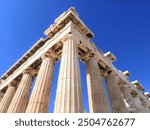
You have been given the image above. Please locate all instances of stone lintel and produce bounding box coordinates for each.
[1,38,45,80]
[80,51,92,61]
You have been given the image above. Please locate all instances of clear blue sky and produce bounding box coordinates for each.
[0,0,150,112]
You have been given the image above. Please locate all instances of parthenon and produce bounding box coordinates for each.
[0,7,150,113]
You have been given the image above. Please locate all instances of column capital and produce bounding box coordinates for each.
[80,51,95,62]
[41,52,56,61]
[8,80,17,87]
[101,69,116,78]
[120,84,130,89]
[66,33,75,40]
[22,67,35,76]
[60,33,79,44]
[131,90,138,97]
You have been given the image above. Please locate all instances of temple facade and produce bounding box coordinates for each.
[0,7,149,113]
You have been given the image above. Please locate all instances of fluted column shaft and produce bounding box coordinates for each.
[0,83,16,113]
[0,92,4,103]
[54,35,84,113]
[120,86,136,111]
[141,99,150,113]
[132,95,145,112]
[7,69,33,113]
[105,73,128,113]
[26,54,55,113]
[85,57,110,113]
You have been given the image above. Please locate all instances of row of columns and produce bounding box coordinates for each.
[0,53,55,113]
[0,35,149,113]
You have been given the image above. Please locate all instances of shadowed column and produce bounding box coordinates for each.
[26,53,55,113]
[120,86,137,112]
[54,35,84,113]
[140,98,150,113]
[0,82,16,113]
[85,57,110,113]
[0,92,4,103]
[105,72,128,113]
[132,95,146,113]
[7,68,33,113]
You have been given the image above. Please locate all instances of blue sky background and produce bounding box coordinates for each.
[0,0,150,112]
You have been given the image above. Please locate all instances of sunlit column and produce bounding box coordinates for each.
[132,94,149,113]
[54,34,84,113]
[141,99,150,113]
[26,53,55,113]
[120,85,137,111]
[0,82,16,113]
[85,57,110,112]
[7,68,33,113]
[105,72,128,113]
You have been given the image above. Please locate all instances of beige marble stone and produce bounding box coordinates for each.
[0,82,16,113]
[132,95,145,113]
[85,57,110,113]
[7,68,33,113]
[54,35,84,113]
[120,86,137,111]
[143,102,150,113]
[26,53,55,113]
[105,73,128,113]
[0,92,4,103]
[141,99,150,113]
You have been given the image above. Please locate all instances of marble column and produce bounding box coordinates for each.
[132,95,145,112]
[139,98,150,113]
[0,82,16,113]
[85,57,110,113]
[7,68,33,113]
[105,72,128,113]
[26,53,55,113]
[54,35,84,113]
[120,86,136,111]
[0,92,4,103]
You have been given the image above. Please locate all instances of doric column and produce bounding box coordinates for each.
[105,72,128,113]
[26,53,55,113]
[132,95,145,112]
[0,92,4,103]
[54,34,84,113]
[120,86,137,112]
[141,99,150,113]
[7,68,33,113]
[0,82,16,113]
[85,57,110,113]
